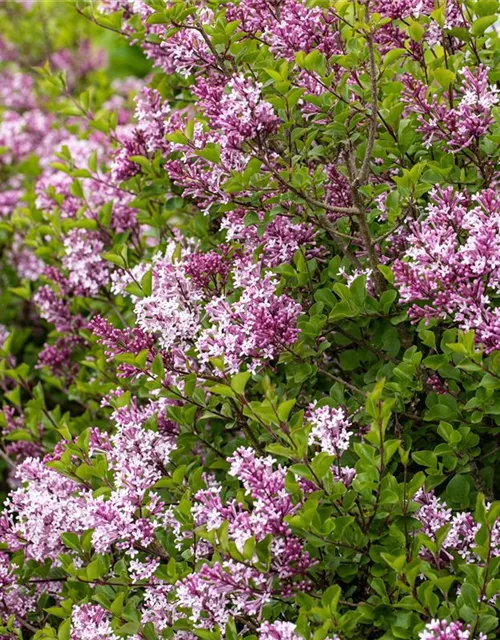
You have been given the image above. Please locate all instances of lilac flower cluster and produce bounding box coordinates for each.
[373,0,465,50]
[36,135,138,233]
[418,619,486,640]
[89,315,157,378]
[402,66,498,152]
[414,489,495,564]
[171,447,314,631]
[111,87,170,182]
[62,229,110,297]
[126,242,301,374]
[71,604,119,640]
[394,187,500,352]
[0,553,35,621]
[0,397,177,565]
[201,74,280,149]
[1,458,88,561]
[306,403,352,456]
[221,209,318,268]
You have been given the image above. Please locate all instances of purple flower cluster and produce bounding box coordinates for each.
[418,619,486,640]
[89,315,157,378]
[0,552,35,621]
[306,403,352,456]
[394,187,500,352]
[170,447,314,631]
[265,1,340,60]
[0,398,177,563]
[373,0,465,49]
[1,458,88,561]
[36,135,137,232]
[112,87,170,182]
[128,243,301,374]
[221,209,318,268]
[200,74,280,149]
[198,258,301,373]
[62,229,110,297]
[413,489,496,564]
[71,604,118,640]
[402,66,498,152]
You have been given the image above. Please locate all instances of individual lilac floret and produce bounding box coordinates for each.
[306,403,352,456]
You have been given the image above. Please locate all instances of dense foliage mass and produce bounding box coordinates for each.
[3,0,500,638]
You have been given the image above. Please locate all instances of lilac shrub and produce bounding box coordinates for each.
[2,1,500,640]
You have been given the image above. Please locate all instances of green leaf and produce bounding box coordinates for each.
[230,372,251,395]
[434,68,456,89]
[277,398,296,422]
[110,592,126,616]
[446,474,470,505]
[412,450,437,468]
[195,143,221,165]
[409,20,425,42]
[210,384,235,398]
[58,619,70,640]
[471,15,497,35]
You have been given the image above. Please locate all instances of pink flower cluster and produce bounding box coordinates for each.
[226,0,340,60]
[171,447,314,631]
[128,243,301,374]
[197,258,301,373]
[395,187,500,353]
[306,403,352,456]
[373,0,465,49]
[1,458,89,561]
[418,619,486,640]
[36,134,138,233]
[221,209,318,268]
[62,229,110,296]
[0,552,35,621]
[402,66,498,152]
[200,74,280,149]
[112,87,170,182]
[413,489,500,565]
[89,315,157,378]
[71,604,118,640]
[0,399,177,563]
